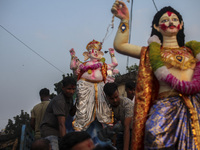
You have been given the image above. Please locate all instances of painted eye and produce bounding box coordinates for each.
[172,18,179,22]
[161,19,168,23]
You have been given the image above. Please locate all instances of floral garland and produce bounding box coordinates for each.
[149,41,200,95]
[79,58,105,74]
[79,62,102,72]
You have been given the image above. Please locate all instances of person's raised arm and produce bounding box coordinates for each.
[111,1,142,59]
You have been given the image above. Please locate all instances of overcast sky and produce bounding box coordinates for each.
[0,0,200,130]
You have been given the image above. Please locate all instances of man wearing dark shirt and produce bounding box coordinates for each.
[40,77,76,150]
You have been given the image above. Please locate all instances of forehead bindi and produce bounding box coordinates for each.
[166,11,173,16]
[161,12,178,18]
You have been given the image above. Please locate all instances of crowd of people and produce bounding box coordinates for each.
[30,1,200,150]
[30,77,136,150]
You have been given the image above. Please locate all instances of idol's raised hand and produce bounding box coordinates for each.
[109,48,115,56]
[69,48,76,57]
[111,0,129,20]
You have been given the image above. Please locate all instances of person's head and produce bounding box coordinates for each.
[103,82,120,107]
[59,131,95,150]
[93,144,116,150]
[62,77,76,98]
[151,6,185,47]
[125,80,136,100]
[31,138,51,150]
[39,88,50,101]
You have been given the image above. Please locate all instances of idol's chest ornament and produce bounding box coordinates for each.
[161,47,197,70]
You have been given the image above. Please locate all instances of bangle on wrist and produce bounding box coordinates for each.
[121,19,129,23]
[110,53,115,57]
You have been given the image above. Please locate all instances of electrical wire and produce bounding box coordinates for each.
[0,24,65,74]
[126,0,134,70]
[101,23,114,46]
[152,0,158,12]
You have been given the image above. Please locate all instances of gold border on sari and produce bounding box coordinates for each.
[182,95,200,149]
[131,47,158,150]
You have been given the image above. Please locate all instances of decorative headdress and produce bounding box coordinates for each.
[86,39,102,51]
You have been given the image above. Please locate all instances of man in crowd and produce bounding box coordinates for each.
[59,131,95,150]
[125,80,136,104]
[40,77,76,150]
[103,82,134,150]
[31,88,50,140]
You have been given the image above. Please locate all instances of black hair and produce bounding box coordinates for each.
[39,88,50,97]
[125,80,136,90]
[31,138,50,150]
[62,77,76,87]
[151,6,185,47]
[103,82,118,97]
[94,144,116,150]
[59,131,91,150]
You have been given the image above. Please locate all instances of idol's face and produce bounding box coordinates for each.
[88,49,99,59]
[154,11,183,36]
[88,49,103,60]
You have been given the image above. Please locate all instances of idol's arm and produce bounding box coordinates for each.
[112,1,142,59]
[108,48,118,69]
[69,48,81,75]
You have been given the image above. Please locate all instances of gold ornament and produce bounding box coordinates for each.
[88,69,92,74]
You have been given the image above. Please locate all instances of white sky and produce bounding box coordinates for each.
[0,0,200,130]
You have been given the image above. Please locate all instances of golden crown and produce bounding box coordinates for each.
[86,40,102,51]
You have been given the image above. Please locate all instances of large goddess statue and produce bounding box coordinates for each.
[111,1,200,150]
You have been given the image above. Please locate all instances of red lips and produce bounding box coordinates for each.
[168,25,176,29]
